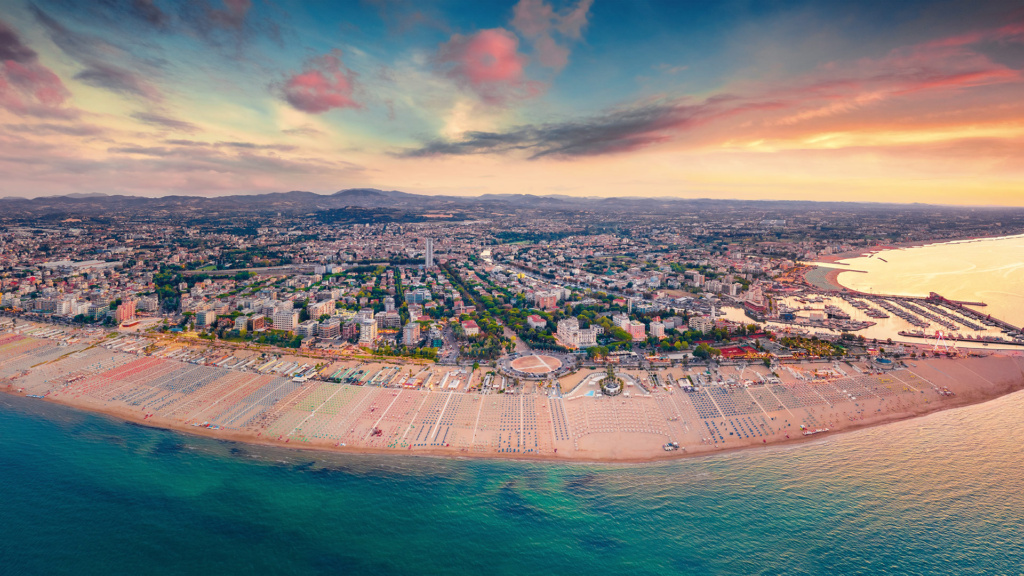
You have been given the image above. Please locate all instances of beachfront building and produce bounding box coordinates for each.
[296,320,318,338]
[689,316,714,333]
[341,321,358,340]
[307,298,335,320]
[358,316,378,344]
[319,318,341,339]
[626,320,646,341]
[557,317,604,349]
[650,320,666,339]
[403,322,421,346]
[375,310,401,329]
[195,309,216,327]
[273,310,299,332]
[115,299,136,323]
[249,314,267,330]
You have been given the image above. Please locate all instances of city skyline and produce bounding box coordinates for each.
[1,0,1024,205]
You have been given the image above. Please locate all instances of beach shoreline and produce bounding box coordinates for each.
[6,353,1023,464]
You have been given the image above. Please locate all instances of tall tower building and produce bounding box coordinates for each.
[425,238,434,268]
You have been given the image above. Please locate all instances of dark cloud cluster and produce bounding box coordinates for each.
[3,122,106,136]
[31,5,162,101]
[163,139,297,151]
[399,98,741,159]
[281,125,324,136]
[102,139,362,176]
[74,63,159,100]
[130,112,200,133]
[364,0,451,35]
[32,0,280,49]
[130,0,170,28]
[0,18,37,62]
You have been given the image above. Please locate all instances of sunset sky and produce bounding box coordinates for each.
[1,0,1023,204]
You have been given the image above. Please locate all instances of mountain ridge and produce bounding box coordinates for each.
[0,188,1016,221]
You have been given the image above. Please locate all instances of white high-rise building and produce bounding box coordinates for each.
[273,310,299,332]
[650,321,665,339]
[403,322,421,346]
[425,238,434,268]
[358,316,378,344]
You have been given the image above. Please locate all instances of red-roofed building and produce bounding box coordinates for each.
[527,314,546,330]
[461,320,480,336]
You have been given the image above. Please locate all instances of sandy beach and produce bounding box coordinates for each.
[4,329,1023,464]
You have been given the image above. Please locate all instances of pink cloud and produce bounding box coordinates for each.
[533,34,569,70]
[511,0,555,38]
[0,19,72,117]
[924,19,1024,49]
[281,50,360,114]
[737,23,1024,133]
[438,28,537,104]
[555,0,593,39]
[511,0,592,72]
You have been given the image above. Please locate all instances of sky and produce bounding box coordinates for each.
[1,0,1024,205]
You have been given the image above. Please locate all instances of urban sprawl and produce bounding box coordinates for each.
[2,197,1024,460]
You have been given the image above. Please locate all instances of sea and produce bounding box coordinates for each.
[2,390,1023,575]
[831,234,1024,327]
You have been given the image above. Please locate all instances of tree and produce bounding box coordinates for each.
[693,342,721,359]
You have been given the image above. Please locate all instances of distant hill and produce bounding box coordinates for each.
[0,188,1013,222]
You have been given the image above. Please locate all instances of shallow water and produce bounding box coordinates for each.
[832,234,1024,326]
[2,391,1023,575]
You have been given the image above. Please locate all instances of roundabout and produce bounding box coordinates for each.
[499,352,575,380]
[509,354,563,374]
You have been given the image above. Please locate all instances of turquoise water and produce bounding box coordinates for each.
[2,393,1023,575]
